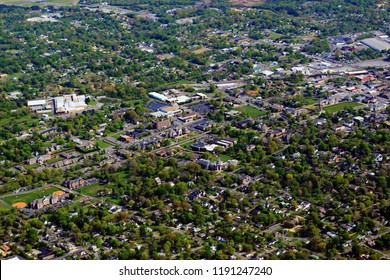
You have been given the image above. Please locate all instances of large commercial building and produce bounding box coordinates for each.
[28,94,87,114]
[153,118,171,130]
[361,38,390,52]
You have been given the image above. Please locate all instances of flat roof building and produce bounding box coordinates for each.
[28,99,47,107]
[361,38,390,52]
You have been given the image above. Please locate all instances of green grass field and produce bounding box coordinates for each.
[210,154,232,162]
[77,183,105,197]
[2,186,61,206]
[0,114,34,126]
[0,204,11,211]
[234,105,266,118]
[180,140,195,149]
[324,102,362,113]
[46,157,63,164]
[292,95,317,106]
[268,32,282,40]
[96,140,112,149]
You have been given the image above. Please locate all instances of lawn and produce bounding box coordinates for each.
[292,95,317,106]
[177,133,197,143]
[46,157,63,164]
[180,140,195,149]
[0,204,11,211]
[2,186,61,206]
[96,140,112,149]
[77,183,105,197]
[324,102,362,113]
[234,105,266,118]
[86,98,97,106]
[210,154,232,162]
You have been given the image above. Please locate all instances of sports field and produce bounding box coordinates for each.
[2,186,61,207]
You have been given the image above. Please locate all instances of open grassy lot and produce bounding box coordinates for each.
[234,105,266,118]
[192,48,210,54]
[210,154,232,162]
[324,102,362,113]
[180,140,195,149]
[77,183,105,197]
[292,95,317,106]
[0,114,36,128]
[96,140,112,149]
[0,204,11,211]
[2,186,61,206]
[46,157,63,164]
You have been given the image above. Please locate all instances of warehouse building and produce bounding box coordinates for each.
[360,38,390,52]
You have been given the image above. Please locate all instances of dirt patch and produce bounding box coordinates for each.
[230,0,265,7]
[53,190,65,196]
[245,90,259,96]
[12,202,27,208]
[44,187,51,190]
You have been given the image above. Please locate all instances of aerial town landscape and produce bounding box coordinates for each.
[0,0,389,261]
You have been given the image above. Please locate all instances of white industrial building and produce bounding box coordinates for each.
[27,99,52,113]
[148,92,168,101]
[28,94,87,115]
[53,94,87,114]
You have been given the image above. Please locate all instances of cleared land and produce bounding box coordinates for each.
[230,0,265,6]
[2,186,60,206]
[12,202,27,208]
[234,105,266,118]
[192,48,210,54]
[52,190,65,196]
[324,102,362,113]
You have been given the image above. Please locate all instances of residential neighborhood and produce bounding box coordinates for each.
[0,0,389,263]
